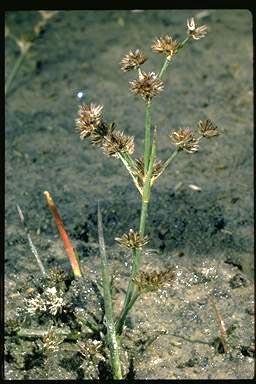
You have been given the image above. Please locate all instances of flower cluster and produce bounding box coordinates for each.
[170,119,219,153]
[42,328,65,352]
[134,156,164,188]
[133,268,175,293]
[151,35,180,61]
[187,17,208,40]
[103,130,135,157]
[198,119,219,138]
[76,103,104,140]
[76,103,134,157]
[115,229,149,249]
[130,71,164,101]
[120,49,147,72]
[170,128,199,153]
[25,286,66,316]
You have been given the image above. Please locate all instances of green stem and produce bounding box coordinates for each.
[5,51,27,97]
[117,152,141,193]
[115,130,157,335]
[144,99,152,174]
[97,203,122,380]
[159,58,170,79]
[115,249,140,335]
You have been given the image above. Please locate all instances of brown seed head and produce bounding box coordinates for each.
[133,268,175,293]
[187,17,208,40]
[115,229,149,249]
[135,156,164,187]
[77,339,104,360]
[102,130,134,157]
[170,128,199,153]
[90,122,116,146]
[198,119,219,138]
[46,267,66,285]
[130,71,164,101]
[76,103,103,140]
[42,329,65,352]
[151,35,180,60]
[121,49,147,72]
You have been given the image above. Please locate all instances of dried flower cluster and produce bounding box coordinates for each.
[26,287,66,316]
[103,130,135,157]
[151,35,180,61]
[170,119,219,153]
[134,156,164,187]
[76,103,104,140]
[198,119,219,138]
[76,104,134,157]
[130,71,164,101]
[187,17,208,40]
[42,329,65,352]
[120,49,147,72]
[77,339,104,360]
[133,268,175,292]
[46,267,66,284]
[115,229,149,249]
[170,127,199,153]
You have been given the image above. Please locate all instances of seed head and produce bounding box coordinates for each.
[135,156,164,187]
[91,122,116,146]
[102,130,134,157]
[151,35,180,61]
[130,71,164,101]
[77,339,104,360]
[115,229,149,249]
[170,128,199,153]
[187,17,208,40]
[133,268,175,293]
[42,329,65,352]
[121,49,147,72]
[46,267,66,285]
[76,103,103,140]
[198,119,219,138]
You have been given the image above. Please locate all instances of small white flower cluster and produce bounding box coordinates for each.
[26,287,65,316]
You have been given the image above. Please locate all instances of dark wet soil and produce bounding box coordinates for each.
[5,10,254,379]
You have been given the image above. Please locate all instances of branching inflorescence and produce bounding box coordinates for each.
[75,17,219,379]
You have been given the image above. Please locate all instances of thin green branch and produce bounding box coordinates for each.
[144,99,152,173]
[97,203,122,380]
[117,152,142,194]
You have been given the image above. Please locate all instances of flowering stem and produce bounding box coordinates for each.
[144,99,152,173]
[159,58,170,79]
[115,248,139,335]
[97,203,122,379]
[115,130,157,335]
